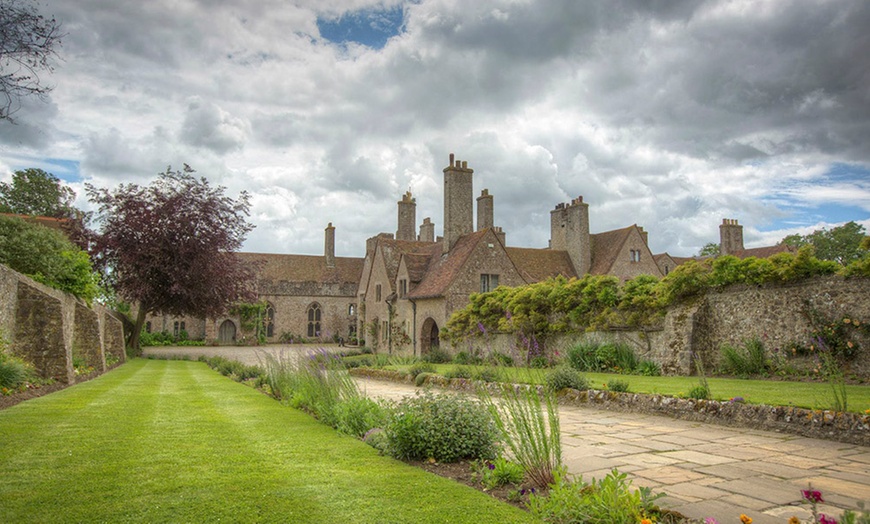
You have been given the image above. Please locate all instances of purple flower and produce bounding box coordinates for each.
[704,518,719,524]
[477,322,487,335]
[488,463,495,470]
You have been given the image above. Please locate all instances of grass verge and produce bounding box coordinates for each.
[0,359,537,524]
[392,364,870,413]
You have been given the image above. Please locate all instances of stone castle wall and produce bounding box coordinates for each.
[0,264,126,384]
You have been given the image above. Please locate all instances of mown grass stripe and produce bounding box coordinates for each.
[0,359,536,523]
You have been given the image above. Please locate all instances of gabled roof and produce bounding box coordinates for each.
[374,238,439,291]
[408,229,494,299]
[589,225,637,275]
[403,248,440,283]
[237,252,363,286]
[505,247,576,282]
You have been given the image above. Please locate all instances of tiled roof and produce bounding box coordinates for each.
[589,225,635,275]
[403,248,440,283]
[1,213,69,232]
[505,247,577,282]
[729,244,795,259]
[237,252,364,286]
[375,238,440,291]
[408,230,491,299]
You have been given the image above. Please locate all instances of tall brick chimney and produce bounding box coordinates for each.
[396,190,416,241]
[443,153,474,254]
[719,218,744,255]
[419,217,435,242]
[549,196,591,276]
[325,222,335,268]
[477,188,493,231]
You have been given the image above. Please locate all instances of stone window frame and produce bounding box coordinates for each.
[398,279,408,298]
[375,283,382,302]
[480,273,499,293]
[307,302,322,338]
[264,302,275,338]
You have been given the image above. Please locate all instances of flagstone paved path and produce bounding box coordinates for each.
[356,378,870,524]
[144,347,869,523]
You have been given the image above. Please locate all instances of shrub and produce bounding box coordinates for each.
[686,384,710,400]
[362,427,388,454]
[567,341,600,371]
[596,342,638,373]
[385,391,498,463]
[473,367,503,383]
[407,362,435,379]
[545,367,589,393]
[719,338,768,376]
[453,351,483,365]
[529,355,549,369]
[607,379,630,392]
[0,358,28,389]
[488,352,514,367]
[334,397,388,438]
[414,372,433,387]
[473,457,525,489]
[423,346,452,364]
[443,366,471,380]
[527,469,664,524]
[635,360,661,376]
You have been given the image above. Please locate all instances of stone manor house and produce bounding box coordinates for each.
[146,154,787,354]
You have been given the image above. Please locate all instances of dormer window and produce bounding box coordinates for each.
[630,249,641,263]
[398,279,408,298]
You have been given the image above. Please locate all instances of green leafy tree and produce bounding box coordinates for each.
[697,242,720,258]
[0,168,76,217]
[0,215,99,302]
[781,222,866,266]
[86,165,257,350]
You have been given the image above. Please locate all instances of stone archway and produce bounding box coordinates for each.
[420,317,439,355]
[218,319,237,344]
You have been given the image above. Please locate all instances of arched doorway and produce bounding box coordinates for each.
[218,319,236,344]
[420,317,439,355]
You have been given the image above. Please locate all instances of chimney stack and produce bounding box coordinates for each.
[719,218,744,255]
[443,153,474,254]
[396,190,416,241]
[325,222,335,268]
[419,217,435,242]
[477,188,493,231]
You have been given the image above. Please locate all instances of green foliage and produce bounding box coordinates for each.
[200,355,264,383]
[422,346,452,364]
[636,360,661,376]
[472,457,525,489]
[0,168,76,217]
[333,396,388,438]
[0,215,100,302]
[697,242,721,258]
[527,469,664,524]
[478,380,562,489]
[0,357,28,390]
[443,366,472,380]
[408,362,435,379]
[805,308,867,361]
[782,221,867,265]
[566,340,639,374]
[607,379,630,392]
[473,367,503,383]
[718,338,769,376]
[385,391,498,463]
[686,384,711,400]
[545,366,589,392]
[453,351,483,365]
[488,351,514,367]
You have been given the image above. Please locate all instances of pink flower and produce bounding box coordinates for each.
[802,489,824,503]
[819,515,837,524]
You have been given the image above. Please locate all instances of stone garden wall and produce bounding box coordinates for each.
[449,275,870,377]
[0,264,126,384]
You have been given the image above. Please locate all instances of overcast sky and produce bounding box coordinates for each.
[2,0,869,258]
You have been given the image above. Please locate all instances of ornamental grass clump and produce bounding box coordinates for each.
[545,366,589,393]
[384,390,498,463]
[478,379,562,489]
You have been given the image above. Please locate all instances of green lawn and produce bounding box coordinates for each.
[0,359,537,524]
[415,365,870,413]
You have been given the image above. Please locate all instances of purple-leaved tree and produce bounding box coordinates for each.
[87,165,257,350]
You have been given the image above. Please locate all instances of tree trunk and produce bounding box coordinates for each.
[129,305,148,354]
